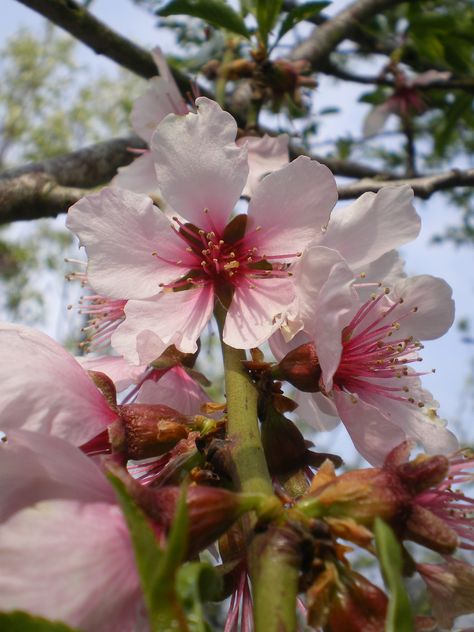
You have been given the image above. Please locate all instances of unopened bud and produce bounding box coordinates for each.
[118,403,190,460]
[274,343,321,392]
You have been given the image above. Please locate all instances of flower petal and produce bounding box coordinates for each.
[391,275,455,340]
[247,156,337,259]
[333,390,407,465]
[224,277,294,348]
[317,186,420,271]
[0,323,117,445]
[112,286,215,364]
[294,391,340,432]
[238,133,289,198]
[151,97,248,233]
[112,151,160,195]
[78,355,147,392]
[0,500,143,632]
[131,47,187,143]
[67,187,189,299]
[136,365,209,415]
[0,430,114,521]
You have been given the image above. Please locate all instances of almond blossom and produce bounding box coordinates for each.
[67,97,338,364]
[0,430,145,632]
[273,246,458,464]
[112,46,188,195]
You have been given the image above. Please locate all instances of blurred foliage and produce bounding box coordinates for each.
[0,24,144,325]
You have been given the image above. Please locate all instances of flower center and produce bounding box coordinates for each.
[153,211,300,291]
[333,289,430,406]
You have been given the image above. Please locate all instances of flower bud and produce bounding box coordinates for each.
[274,343,321,392]
[118,403,190,460]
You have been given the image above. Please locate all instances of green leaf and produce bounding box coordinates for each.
[256,0,283,45]
[158,0,250,39]
[276,1,329,42]
[108,474,164,602]
[176,562,223,632]
[0,612,79,631]
[374,518,414,632]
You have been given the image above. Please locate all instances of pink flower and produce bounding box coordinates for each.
[0,430,144,631]
[273,247,458,464]
[67,97,337,363]
[363,69,451,137]
[112,47,188,195]
[0,322,118,446]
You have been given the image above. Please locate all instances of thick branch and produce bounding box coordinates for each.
[290,0,412,68]
[338,168,474,200]
[0,173,90,224]
[0,135,146,188]
[15,0,194,95]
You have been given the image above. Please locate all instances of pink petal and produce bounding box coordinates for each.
[112,151,160,195]
[391,275,455,340]
[247,156,337,259]
[333,390,407,465]
[0,500,143,632]
[0,430,114,521]
[0,323,117,445]
[237,133,289,198]
[112,285,215,365]
[136,365,209,415]
[131,47,186,143]
[294,391,340,432]
[78,355,147,392]
[67,187,190,299]
[354,250,406,302]
[223,277,294,348]
[151,97,248,233]
[317,186,420,272]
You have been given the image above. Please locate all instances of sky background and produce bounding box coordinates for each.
[2,0,474,462]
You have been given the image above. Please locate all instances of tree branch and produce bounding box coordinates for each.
[0,135,146,188]
[290,0,413,68]
[337,168,474,200]
[15,0,194,95]
[0,173,90,224]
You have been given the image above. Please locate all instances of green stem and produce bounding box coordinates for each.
[251,526,301,632]
[214,303,272,496]
[215,304,299,632]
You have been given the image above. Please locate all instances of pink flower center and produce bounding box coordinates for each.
[154,212,300,291]
[333,289,429,406]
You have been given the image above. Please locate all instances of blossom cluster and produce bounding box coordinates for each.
[0,48,472,632]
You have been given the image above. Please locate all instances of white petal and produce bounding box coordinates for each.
[391,275,455,340]
[362,103,392,137]
[0,500,143,632]
[131,47,186,143]
[238,133,289,198]
[0,323,117,445]
[112,286,215,365]
[224,277,294,348]
[151,97,248,233]
[67,187,190,299]
[247,156,337,259]
[112,151,160,196]
[294,392,340,432]
[333,390,407,465]
[317,186,420,271]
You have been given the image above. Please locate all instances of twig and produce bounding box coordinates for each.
[290,0,416,69]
